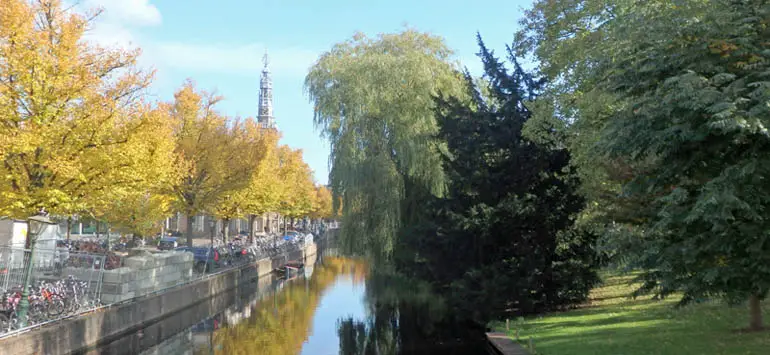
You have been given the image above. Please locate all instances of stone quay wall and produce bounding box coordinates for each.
[0,241,319,355]
[99,251,194,304]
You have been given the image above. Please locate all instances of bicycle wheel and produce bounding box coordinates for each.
[46,299,65,317]
[0,312,12,333]
[64,297,78,314]
[28,302,47,325]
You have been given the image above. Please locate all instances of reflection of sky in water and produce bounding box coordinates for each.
[301,276,367,355]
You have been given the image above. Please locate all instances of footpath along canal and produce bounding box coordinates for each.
[78,239,499,355]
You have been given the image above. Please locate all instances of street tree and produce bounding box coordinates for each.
[167,82,259,246]
[104,193,171,241]
[241,129,283,240]
[276,146,315,227]
[95,106,178,240]
[0,0,155,218]
[213,118,274,243]
[310,185,333,220]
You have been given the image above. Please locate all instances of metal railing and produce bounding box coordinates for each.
[0,246,107,333]
[0,229,329,337]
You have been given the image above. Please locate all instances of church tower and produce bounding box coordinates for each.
[257,51,275,129]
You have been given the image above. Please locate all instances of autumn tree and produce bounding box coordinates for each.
[104,194,170,239]
[241,129,283,241]
[276,146,315,228]
[0,0,155,218]
[518,0,770,330]
[310,185,333,220]
[95,106,178,239]
[213,119,275,243]
[305,29,465,262]
[167,82,260,246]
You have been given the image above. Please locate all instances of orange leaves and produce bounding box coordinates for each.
[708,40,739,58]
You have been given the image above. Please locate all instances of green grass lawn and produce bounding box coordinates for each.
[490,271,770,354]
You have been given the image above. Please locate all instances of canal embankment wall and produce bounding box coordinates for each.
[0,240,321,355]
[82,274,276,355]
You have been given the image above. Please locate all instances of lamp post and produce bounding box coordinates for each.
[17,212,55,328]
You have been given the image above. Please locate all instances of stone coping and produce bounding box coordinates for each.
[486,332,529,355]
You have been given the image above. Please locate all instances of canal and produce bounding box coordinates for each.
[87,245,494,355]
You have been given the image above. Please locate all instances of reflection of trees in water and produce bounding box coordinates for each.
[209,257,368,355]
[336,304,398,355]
[337,269,487,355]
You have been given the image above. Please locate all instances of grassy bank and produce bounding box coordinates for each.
[490,271,770,354]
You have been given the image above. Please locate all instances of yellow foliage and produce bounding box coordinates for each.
[309,185,333,219]
[167,81,262,245]
[241,128,284,216]
[213,119,276,221]
[276,146,316,218]
[102,193,171,237]
[96,106,177,235]
[0,0,320,229]
[0,0,156,218]
[212,257,368,355]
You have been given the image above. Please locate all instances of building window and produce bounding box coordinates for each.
[195,215,204,232]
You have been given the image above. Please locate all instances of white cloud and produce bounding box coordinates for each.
[150,42,319,77]
[83,20,137,48]
[70,1,316,80]
[83,0,161,26]
[75,0,160,49]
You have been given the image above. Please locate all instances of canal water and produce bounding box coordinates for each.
[89,246,493,355]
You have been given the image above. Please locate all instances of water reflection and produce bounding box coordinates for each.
[204,257,368,355]
[99,255,488,355]
[334,269,489,355]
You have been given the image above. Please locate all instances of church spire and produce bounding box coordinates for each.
[257,49,275,129]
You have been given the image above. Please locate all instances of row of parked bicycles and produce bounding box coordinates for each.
[0,276,96,333]
[252,232,308,258]
[176,232,310,274]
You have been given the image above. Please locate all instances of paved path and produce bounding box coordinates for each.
[486,332,529,355]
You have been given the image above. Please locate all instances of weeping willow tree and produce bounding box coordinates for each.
[305,30,465,263]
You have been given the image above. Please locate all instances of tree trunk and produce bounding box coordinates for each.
[749,294,763,331]
[185,215,194,247]
[95,221,100,239]
[66,217,71,241]
[223,218,230,244]
[248,214,256,244]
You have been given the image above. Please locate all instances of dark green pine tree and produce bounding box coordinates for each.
[399,35,598,324]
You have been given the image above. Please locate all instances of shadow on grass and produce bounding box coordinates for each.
[496,271,770,355]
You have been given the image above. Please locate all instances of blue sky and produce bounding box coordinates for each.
[81,0,533,185]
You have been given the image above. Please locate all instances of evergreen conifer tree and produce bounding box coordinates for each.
[401,35,598,323]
